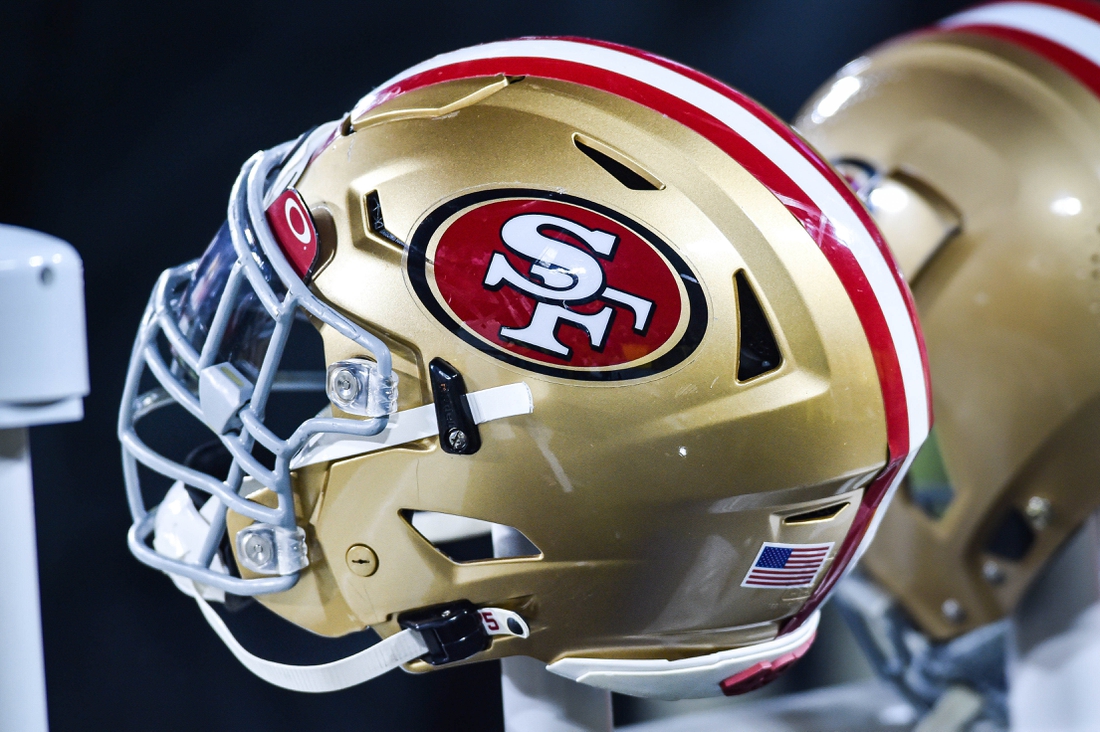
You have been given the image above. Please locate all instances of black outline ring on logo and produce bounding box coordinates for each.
[407,189,708,382]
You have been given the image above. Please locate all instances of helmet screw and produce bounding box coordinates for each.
[982,559,1005,585]
[333,368,360,402]
[448,429,468,452]
[1025,496,1051,531]
[941,598,966,623]
[345,544,378,577]
[243,533,273,566]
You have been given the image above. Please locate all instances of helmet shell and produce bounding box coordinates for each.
[230,39,926,668]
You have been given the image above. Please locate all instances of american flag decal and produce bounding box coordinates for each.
[741,542,833,589]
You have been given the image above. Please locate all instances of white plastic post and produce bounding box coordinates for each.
[0,428,49,732]
[0,225,89,732]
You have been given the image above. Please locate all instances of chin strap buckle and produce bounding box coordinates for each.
[399,600,489,665]
[399,600,531,666]
[192,594,531,693]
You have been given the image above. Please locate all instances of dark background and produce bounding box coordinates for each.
[3,1,972,729]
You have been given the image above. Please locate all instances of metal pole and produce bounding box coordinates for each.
[0,428,49,732]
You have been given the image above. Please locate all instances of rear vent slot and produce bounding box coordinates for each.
[784,502,849,525]
[735,271,782,381]
[573,134,663,191]
[402,510,541,563]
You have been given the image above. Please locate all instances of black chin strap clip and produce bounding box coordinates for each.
[398,600,489,665]
[429,358,481,455]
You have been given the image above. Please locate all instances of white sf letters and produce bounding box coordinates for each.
[482,213,654,358]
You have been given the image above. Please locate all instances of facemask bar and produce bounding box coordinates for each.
[119,123,397,596]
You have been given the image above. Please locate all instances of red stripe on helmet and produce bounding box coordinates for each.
[943,22,1100,98]
[966,0,1100,24]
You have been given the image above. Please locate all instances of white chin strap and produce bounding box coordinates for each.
[193,594,530,692]
[194,593,429,692]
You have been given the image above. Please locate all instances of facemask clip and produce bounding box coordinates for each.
[326,358,398,417]
[235,523,309,575]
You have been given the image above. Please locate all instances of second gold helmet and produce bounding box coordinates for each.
[797,0,1100,641]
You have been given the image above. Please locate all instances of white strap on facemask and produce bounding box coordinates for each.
[154,483,229,603]
[194,592,429,693]
[291,382,533,469]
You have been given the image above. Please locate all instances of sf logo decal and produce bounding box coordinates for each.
[407,190,707,381]
[483,213,655,358]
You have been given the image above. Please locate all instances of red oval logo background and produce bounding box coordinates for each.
[407,190,707,381]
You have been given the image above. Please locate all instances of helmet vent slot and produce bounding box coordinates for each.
[783,501,849,525]
[365,190,406,247]
[735,271,782,381]
[573,134,664,191]
[402,510,541,563]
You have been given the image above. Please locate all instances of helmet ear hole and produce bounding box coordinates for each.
[734,271,782,381]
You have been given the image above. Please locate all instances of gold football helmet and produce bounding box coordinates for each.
[120,38,929,698]
[797,0,1100,641]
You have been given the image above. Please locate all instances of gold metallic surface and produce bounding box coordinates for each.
[230,75,890,667]
[851,170,960,281]
[797,32,1100,639]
